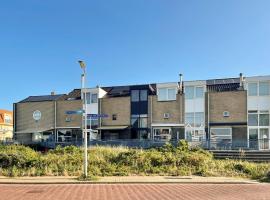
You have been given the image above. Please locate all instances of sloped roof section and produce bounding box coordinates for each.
[19,94,64,103]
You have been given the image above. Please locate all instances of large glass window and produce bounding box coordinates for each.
[140,117,148,128]
[195,112,204,127]
[140,90,148,101]
[185,113,194,126]
[248,112,258,126]
[131,90,139,102]
[91,93,98,103]
[158,88,167,101]
[85,93,91,104]
[195,87,204,98]
[87,118,98,126]
[259,112,269,126]
[158,88,176,101]
[259,82,270,96]
[168,88,176,100]
[131,115,147,128]
[185,86,194,99]
[248,83,258,96]
[210,128,232,148]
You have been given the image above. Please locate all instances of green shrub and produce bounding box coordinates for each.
[0,143,269,181]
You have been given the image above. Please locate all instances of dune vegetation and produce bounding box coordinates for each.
[0,141,269,182]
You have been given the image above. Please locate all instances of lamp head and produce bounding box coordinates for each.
[78,60,86,69]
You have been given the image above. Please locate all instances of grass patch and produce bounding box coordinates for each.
[0,141,269,182]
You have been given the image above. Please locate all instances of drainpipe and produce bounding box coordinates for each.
[207,92,210,149]
[179,74,183,140]
[54,101,57,144]
[150,95,153,139]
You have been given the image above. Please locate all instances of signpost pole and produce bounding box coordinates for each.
[79,60,88,178]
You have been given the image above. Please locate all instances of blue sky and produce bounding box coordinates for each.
[1,0,270,110]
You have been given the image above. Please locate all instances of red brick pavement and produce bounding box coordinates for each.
[0,184,269,200]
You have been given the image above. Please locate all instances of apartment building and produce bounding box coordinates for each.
[13,74,270,150]
[0,109,13,141]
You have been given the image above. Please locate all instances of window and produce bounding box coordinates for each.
[131,90,139,102]
[185,113,194,126]
[157,88,167,101]
[157,88,177,101]
[248,83,258,96]
[249,111,270,127]
[112,114,117,120]
[140,90,148,101]
[210,128,232,142]
[87,118,98,126]
[185,86,194,99]
[195,87,204,98]
[91,93,98,103]
[248,112,258,126]
[131,115,139,128]
[195,112,204,127]
[259,82,269,96]
[85,93,91,104]
[4,115,12,124]
[259,112,269,126]
[131,114,147,128]
[140,117,148,128]
[168,88,176,100]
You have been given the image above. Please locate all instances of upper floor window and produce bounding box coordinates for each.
[248,82,270,96]
[185,112,204,127]
[131,90,148,102]
[91,93,98,103]
[4,115,12,124]
[185,86,204,99]
[248,110,269,126]
[131,90,139,102]
[140,90,148,101]
[85,92,98,104]
[157,88,177,101]
[259,82,270,96]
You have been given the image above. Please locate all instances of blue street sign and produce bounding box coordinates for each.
[65,110,84,115]
[88,114,109,118]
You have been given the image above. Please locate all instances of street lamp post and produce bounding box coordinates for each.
[79,60,88,178]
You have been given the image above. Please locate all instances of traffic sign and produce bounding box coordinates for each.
[88,114,109,118]
[65,110,84,115]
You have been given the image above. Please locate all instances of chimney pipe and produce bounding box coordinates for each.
[239,73,243,87]
[179,74,183,93]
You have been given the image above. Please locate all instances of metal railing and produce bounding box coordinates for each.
[7,138,270,151]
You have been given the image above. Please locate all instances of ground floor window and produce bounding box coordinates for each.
[153,128,171,141]
[210,128,232,149]
[57,129,72,143]
[249,128,269,150]
[32,131,54,142]
[185,128,205,142]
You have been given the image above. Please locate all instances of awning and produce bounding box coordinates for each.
[151,123,184,127]
[15,128,53,134]
[97,126,129,130]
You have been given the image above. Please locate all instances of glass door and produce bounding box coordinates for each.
[249,128,258,150]
[259,128,269,150]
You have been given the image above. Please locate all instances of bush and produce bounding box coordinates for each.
[0,143,269,182]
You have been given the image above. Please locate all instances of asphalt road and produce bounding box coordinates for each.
[0,184,270,200]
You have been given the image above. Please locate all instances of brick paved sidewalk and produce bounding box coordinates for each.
[0,175,259,184]
[0,184,270,200]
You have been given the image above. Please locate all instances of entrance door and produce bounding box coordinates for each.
[259,128,269,150]
[249,128,258,150]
